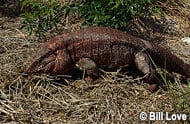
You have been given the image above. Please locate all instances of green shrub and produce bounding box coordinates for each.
[74,0,160,30]
[20,0,160,37]
[20,0,64,37]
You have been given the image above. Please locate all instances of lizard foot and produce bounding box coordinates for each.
[147,83,159,92]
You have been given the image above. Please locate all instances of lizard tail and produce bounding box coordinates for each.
[148,43,190,78]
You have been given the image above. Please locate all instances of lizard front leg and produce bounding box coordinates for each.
[76,58,99,82]
[134,52,163,92]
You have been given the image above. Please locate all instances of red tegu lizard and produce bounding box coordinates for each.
[24,27,190,91]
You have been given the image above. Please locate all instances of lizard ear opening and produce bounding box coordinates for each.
[52,49,75,75]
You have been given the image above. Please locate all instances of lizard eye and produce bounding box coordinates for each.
[53,51,58,55]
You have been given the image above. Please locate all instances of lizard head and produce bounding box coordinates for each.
[24,37,64,75]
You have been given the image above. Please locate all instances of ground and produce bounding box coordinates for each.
[0,0,190,123]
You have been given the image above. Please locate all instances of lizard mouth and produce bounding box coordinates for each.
[24,39,64,75]
[24,49,57,74]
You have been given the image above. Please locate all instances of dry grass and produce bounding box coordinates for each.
[0,0,190,123]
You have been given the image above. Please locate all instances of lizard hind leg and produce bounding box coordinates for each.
[75,58,100,82]
[134,52,161,92]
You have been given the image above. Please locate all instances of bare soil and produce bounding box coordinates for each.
[0,0,190,123]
